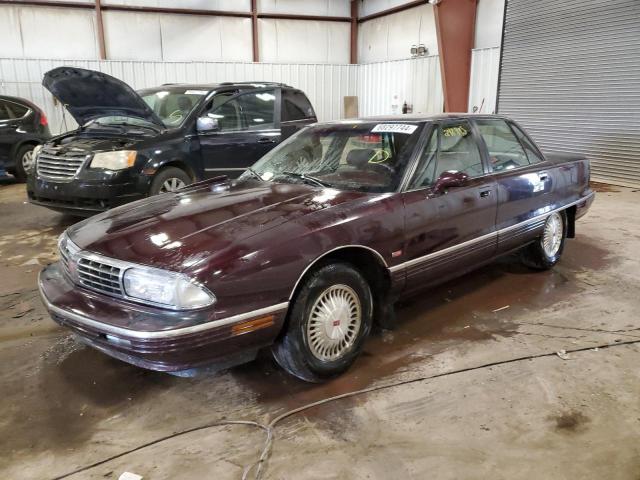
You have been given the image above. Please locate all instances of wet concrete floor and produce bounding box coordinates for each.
[1,178,639,479]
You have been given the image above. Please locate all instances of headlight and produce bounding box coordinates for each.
[90,150,137,170]
[123,267,215,310]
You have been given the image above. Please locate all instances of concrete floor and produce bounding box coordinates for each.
[1,179,639,480]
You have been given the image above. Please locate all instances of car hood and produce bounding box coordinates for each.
[43,67,164,128]
[66,179,367,275]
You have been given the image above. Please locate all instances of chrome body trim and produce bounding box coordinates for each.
[388,192,595,273]
[38,271,288,340]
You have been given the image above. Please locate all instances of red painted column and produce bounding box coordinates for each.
[434,0,477,112]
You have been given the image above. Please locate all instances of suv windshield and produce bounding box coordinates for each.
[246,122,423,193]
[140,88,209,127]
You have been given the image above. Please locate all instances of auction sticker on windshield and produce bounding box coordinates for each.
[371,124,418,134]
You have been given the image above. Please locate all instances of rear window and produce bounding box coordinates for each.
[282,89,315,121]
[0,100,29,120]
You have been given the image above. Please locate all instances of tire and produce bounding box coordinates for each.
[149,167,192,195]
[521,211,566,270]
[272,263,373,382]
[13,144,36,182]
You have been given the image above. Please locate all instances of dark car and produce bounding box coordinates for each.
[27,67,316,215]
[0,95,51,181]
[38,114,594,382]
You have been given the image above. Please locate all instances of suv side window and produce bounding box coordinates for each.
[237,90,276,130]
[410,121,484,188]
[0,100,9,121]
[510,122,545,164]
[475,118,529,171]
[282,89,314,121]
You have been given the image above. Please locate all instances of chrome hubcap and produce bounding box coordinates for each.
[542,212,563,257]
[159,177,186,193]
[306,284,362,362]
[22,150,34,171]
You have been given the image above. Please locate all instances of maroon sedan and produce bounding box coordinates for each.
[39,114,594,382]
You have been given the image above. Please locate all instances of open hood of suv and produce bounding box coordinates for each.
[43,67,164,128]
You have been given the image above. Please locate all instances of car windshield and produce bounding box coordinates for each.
[140,88,209,127]
[246,122,423,193]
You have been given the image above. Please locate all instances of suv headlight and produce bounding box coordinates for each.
[123,267,215,310]
[90,150,137,170]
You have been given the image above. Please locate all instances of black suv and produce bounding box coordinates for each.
[28,67,316,215]
[0,95,51,181]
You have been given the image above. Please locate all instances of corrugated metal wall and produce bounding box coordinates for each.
[468,47,500,114]
[0,56,444,135]
[497,0,640,188]
[358,55,443,117]
[0,58,358,134]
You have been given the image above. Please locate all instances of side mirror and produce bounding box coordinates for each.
[197,116,219,133]
[433,170,469,193]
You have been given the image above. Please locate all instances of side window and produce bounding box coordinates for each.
[6,101,28,118]
[237,90,276,130]
[475,119,529,171]
[0,101,9,121]
[435,121,484,178]
[206,92,242,131]
[282,90,314,121]
[409,128,438,188]
[510,123,545,164]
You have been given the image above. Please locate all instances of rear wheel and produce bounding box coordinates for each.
[521,211,566,270]
[150,167,192,195]
[13,144,36,182]
[272,263,373,382]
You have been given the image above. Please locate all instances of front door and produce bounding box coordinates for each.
[400,120,498,295]
[473,118,551,253]
[198,89,281,178]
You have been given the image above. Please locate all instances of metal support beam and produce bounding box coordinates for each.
[350,0,358,64]
[95,0,106,60]
[251,0,259,62]
[358,0,428,23]
[433,0,477,112]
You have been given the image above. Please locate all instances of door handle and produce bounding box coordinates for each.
[479,189,492,198]
[538,172,549,181]
[258,137,277,144]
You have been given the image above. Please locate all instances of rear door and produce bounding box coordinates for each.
[400,119,498,294]
[280,89,317,140]
[473,117,551,253]
[0,100,20,165]
[198,89,281,178]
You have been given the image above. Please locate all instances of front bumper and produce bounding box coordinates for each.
[27,174,148,215]
[39,263,287,372]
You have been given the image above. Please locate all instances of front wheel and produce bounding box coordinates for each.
[521,211,566,270]
[272,263,373,382]
[149,167,192,195]
[13,144,36,182]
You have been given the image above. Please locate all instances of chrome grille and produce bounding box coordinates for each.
[37,153,86,181]
[77,258,123,296]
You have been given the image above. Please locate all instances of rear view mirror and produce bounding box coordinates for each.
[433,171,469,193]
[197,116,219,133]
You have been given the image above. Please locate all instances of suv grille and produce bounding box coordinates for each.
[37,153,86,181]
[77,258,124,296]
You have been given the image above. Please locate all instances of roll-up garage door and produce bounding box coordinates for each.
[497,0,640,187]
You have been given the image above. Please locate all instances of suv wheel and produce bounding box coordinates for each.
[271,263,373,382]
[150,167,192,195]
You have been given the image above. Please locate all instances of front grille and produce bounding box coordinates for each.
[77,258,124,296]
[37,153,86,181]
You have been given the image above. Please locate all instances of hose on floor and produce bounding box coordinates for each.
[51,338,640,480]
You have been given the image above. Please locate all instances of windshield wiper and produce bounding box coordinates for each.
[281,171,332,188]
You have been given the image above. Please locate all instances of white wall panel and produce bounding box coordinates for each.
[358,55,443,116]
[259,19,350,64]
[258,0,350,16]
[102,0,250,11]
[359,0,410,17]
[0,6,98,60]
[358,4,437,63]
[0,58,359,134]
[103,11,162,60]
[468,47,500,114]
[474,0,505,49]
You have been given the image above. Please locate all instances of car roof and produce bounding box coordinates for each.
[0,95,40,111]
[359,113,511,122]
[139,81,293,94]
